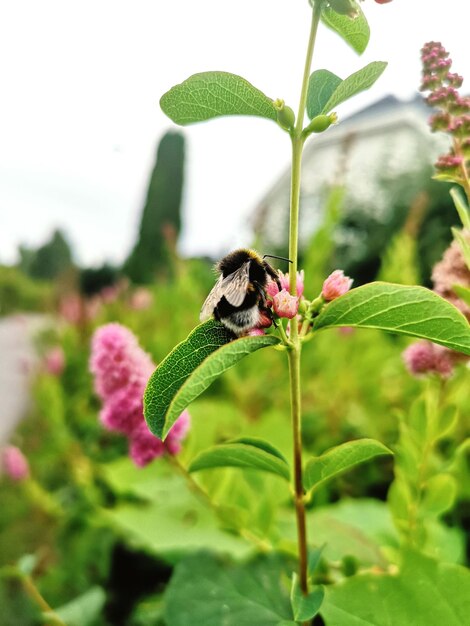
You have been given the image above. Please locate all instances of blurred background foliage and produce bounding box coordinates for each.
[0,125,469,625]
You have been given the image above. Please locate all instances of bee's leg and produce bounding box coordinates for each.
[263,261,282,291]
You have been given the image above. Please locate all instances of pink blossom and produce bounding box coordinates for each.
[44,346,65,376]
[129,411,191,467]
[278,270,305,297]
[403,341,454,378]
[90,323,191,467]
[2,446,29,481]
[90,323,154,401]
[273,289,299,319]
[247,328,265,336]
[322,270,353,301]
[266,280,280,299]
[129,422,166,467]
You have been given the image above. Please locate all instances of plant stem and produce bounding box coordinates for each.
[286,0,322,605]
[167,454,273,552]
[21,575,66,626]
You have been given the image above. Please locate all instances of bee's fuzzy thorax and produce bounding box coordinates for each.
[217,248,262,277]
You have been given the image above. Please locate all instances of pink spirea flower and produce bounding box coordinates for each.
[90,324,190,467]
[2,446,29,481]
[90,323,154,402]
[273,289,299,319]
[44,346,65,376]
[403,341,454,378]
[322,270,353,301]
[278,270,305,298]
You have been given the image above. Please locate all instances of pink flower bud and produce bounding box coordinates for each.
[322,270,353,301]
[247,328,266,336]
[273,289,299,319]
[278,270,305,297]
[129,422,165,467]
[44,346,65,376]
[266,280,280,299]
[2,446,29,481]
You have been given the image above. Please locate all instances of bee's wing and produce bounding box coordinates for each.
[200,274,224,321]
[199,261,250,321]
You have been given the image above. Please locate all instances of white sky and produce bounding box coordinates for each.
[1,0,468,266]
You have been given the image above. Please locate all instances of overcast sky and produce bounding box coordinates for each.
[1,0,468,266]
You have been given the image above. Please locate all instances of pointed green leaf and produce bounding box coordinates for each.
[320,62,387,115]
[450,186,470,230]
[291,574,324,621]
[45,587,106,626]
[144,320,280,439]
[160,71,277,125]
[451,227,470,269]
[322,550,470,626]
[314,282,470,355]
[321,2,370,55]
[189,439,290,481]
[304,438,392,491]
[422,474,457,515]
[453,284,470,306]
[164,553,294,625]
[306,70,342,119]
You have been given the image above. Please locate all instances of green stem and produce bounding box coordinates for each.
[286,1,323,607]
[21,574,66,626]
[167,455,273,552]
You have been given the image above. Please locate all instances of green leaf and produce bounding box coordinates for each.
[160,71,277,125]
[164,553,294,625]
[320,62,387,115]
[46,587,106,626]
[451,227,470,269]
[322,550,470,626]
[308,544,326,576]
[306,70,342,119]
[144,320,280,439]
[304,438,392,491]
[291,574,324,621]
[321,2,370,55]
[314,282,470,355]
[450,186,470,230]
[453,284,470,306]
[189,438,290,481]
[422,474,457,516]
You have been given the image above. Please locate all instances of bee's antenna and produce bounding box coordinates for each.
[263,254,293,264]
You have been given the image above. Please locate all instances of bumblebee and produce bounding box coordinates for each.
[200,248,282,335]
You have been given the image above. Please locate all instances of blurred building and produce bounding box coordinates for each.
[252,94,448,255]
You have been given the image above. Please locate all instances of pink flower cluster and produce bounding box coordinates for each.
[2,446,29,481]
[403,341,454,378]
[420,42,470,180]
[403,231,470,379]
[266,270,304,320]
[90,323,190,467]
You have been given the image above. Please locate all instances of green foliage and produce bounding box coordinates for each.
[189,438,290,481]
[314,282,470,354]
[320,1,370,54]
[321,550,470,626]
[304,439,392,491]
[163,553,294,626]
[124,131,185,283]
[0,265,52,315]
[290,574,324,621]
[144,319,280,439]
[46,586,106,626]
[160,72,277,126]
[307,62,387,119]
[387,387,463,554]
[26,229,73,280]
